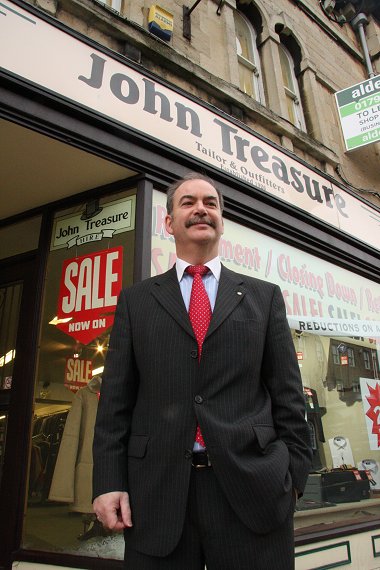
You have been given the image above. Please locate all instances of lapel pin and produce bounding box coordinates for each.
[237,291,242,295]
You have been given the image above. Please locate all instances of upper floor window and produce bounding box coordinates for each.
[234,11,265,104]
[95,0,121,13]
[278,43,305,130]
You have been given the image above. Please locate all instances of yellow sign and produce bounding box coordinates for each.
[148,5,173,41]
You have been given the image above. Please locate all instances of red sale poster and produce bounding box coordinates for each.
[56,246,123,344]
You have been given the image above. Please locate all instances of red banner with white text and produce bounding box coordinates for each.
[56,247,123,344]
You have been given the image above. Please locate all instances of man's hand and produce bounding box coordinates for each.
[93,491,132,531]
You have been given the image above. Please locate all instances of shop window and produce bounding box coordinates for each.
[23,186,380,559]
[278,43,306,130]
[151,188,380,540]
[234,11,265,103]
[23,189,136,560]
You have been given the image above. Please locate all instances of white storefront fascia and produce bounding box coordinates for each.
[0,0,379,252]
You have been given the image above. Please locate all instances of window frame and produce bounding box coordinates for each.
[278,43,306,131]
[234,11,265,105]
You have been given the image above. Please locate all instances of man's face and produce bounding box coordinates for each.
[165,179,224,253]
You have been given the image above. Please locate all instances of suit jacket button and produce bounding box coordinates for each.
[185,450,192,460]
[194,395,203,404]
[190,350,198,359]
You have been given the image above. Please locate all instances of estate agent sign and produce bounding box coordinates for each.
[335,75,380,151]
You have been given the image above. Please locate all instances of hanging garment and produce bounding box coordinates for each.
[48,376,101,513]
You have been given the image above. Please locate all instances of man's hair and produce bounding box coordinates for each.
[166,172,224,215]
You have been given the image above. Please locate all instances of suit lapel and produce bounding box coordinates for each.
[206,265,246,339]
[150,265,246,340]
[150,266,194,338]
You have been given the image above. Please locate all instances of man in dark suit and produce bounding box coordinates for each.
[93,172,312,569]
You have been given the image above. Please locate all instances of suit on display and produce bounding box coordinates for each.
[92,174,312,569]
[49,375,101,513]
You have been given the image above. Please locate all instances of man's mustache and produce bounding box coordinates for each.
[185,217,216,228]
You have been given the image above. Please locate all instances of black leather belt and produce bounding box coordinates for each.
[192,451,212,469]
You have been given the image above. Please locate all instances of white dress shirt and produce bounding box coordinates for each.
[175,256,221,312]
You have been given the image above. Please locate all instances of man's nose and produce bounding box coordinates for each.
[194,201,207,214]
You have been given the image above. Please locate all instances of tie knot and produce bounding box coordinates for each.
[186,265,209,277]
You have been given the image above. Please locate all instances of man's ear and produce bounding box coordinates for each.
[165,214,174,236]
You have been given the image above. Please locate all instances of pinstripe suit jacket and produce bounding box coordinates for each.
[93,265,312,556]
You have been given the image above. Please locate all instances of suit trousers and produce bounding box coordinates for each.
[124,466,295,570]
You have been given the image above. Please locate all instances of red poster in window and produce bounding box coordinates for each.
[56,247,123,344]
[64,357,92,392]
[340,355,348,366]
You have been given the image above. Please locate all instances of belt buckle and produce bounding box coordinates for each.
[192,452,211,469]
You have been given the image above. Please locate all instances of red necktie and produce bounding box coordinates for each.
[186,265,212,448]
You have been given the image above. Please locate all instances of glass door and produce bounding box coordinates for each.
[0,281,23,488]
[0,256,39,568]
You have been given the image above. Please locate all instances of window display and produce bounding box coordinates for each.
[23,190,136,559]
[22,187,380,560]
[152,189,380,533]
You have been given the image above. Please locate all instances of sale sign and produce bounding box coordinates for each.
[361,378,380,450]
[340,355,348,366]
[56,247,123,344]
[64,357,92,392]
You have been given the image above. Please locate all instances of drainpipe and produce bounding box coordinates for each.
[350,12,375,78]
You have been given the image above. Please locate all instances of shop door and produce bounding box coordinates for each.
[0,279,22,486]
[0,256,39,568]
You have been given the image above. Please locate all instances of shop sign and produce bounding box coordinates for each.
[1,0,379,251]
[64,357,92,392]
[335,75,380,151]
[151,191,380,334]
[51,196,136,251]
[56,246,123,344]
[361,379,380,450]
[340,355,348,365]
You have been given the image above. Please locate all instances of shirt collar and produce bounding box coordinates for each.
[176,257,221,282]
